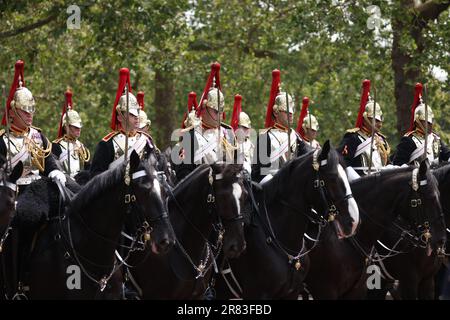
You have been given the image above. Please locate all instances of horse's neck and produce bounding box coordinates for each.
[73,186,126,263]
[265,193,309,252]
[170,183,213,262]
[353,177,408,250]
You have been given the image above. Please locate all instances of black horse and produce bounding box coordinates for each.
[127,163,247,299]
[367,163,450,300]
[25,151,175,299]
[0,161,23,298]
[214,141,359,299]
[304,161,446,299]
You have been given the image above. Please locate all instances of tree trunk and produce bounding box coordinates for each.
[391,0,450,135]
[153,68,176,149]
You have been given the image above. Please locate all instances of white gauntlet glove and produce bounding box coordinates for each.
[49,169,67,186]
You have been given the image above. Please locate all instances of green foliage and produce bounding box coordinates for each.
[0,0,448,152]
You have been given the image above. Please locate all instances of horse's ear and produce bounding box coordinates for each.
[130,150,140,172]
[418,159,428,178]
[318,140,330,160]
[9,161,23,183]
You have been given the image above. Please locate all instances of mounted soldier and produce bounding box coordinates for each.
[393,82,450,166]
[231,94,254,175]
[338,79,390,179]
[0,60,66,299]
[296,96,320,150]
[0,60,66,189]
[137,91,151,134]
[52,89,90,178]
[174,62,236,181]
[90,68,156,177]
[251,69,310,183]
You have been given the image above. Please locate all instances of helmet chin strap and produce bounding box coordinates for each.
[415,119,431,136]
[11,107,31,130]
[362,115,378,133]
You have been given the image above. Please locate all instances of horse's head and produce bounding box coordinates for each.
[210,163,247,259]
[307,140,359,238]
[127,151,175,255]
[398,161,446,254]
[0,161,22,227]
[432,164,450,232]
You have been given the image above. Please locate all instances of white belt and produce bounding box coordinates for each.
[16,174,41,186]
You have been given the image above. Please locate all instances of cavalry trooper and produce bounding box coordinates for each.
[181,91,200,130]
[296,96,321,150]
[231,94,254,174]
[0,60,66,299]
[137,91,151,134]
[174,62,236,181]
[0,60,66,189]
[393,82,450,166]
[90,68,156,177]
[52,89,90,178]
[338,79,390,179]
[251,69,310,183]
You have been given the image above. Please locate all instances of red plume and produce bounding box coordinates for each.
[2,60,25,126]
[231,94,243,131]
[110,68,132,130]
[264,69,281,128]
[355,79,371,128]
[296,97,310,138]
[197,62,221,117]
[181,91,198,128]
[137,91,145,110]
[408,83,423,131]
[57,90,74,138]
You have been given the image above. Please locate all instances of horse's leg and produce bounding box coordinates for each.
[398,278,419,300]
[418,277,436,300]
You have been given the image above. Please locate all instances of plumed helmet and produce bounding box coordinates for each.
[139,110,151,129]
[273,92,295,114]
[2,60,35,126]
[414,103,434,125]
[116,92,140,117]
[364,101,383,122]
[62,109,82,128]
[205,86,224,111]
[11,87,35,114]
[302,113,319,131]
[238,111,251,129]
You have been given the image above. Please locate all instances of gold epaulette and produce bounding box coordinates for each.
[404,131,415,137]
[102,131,119,142]
[31,125,42,132]
[346,127,360,133]
[377,131,387,139]
[0,129,4,137]
[52,136,64,144]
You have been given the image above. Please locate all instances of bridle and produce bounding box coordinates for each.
[158,165,243,279]
[265,149,355,270]
[59,164,167,292]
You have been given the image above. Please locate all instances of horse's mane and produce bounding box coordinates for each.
[173,164,210,196]
[433,163,450,185]
[351,165,439,196]
[350,166,413,187]
[69,161,151,214]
